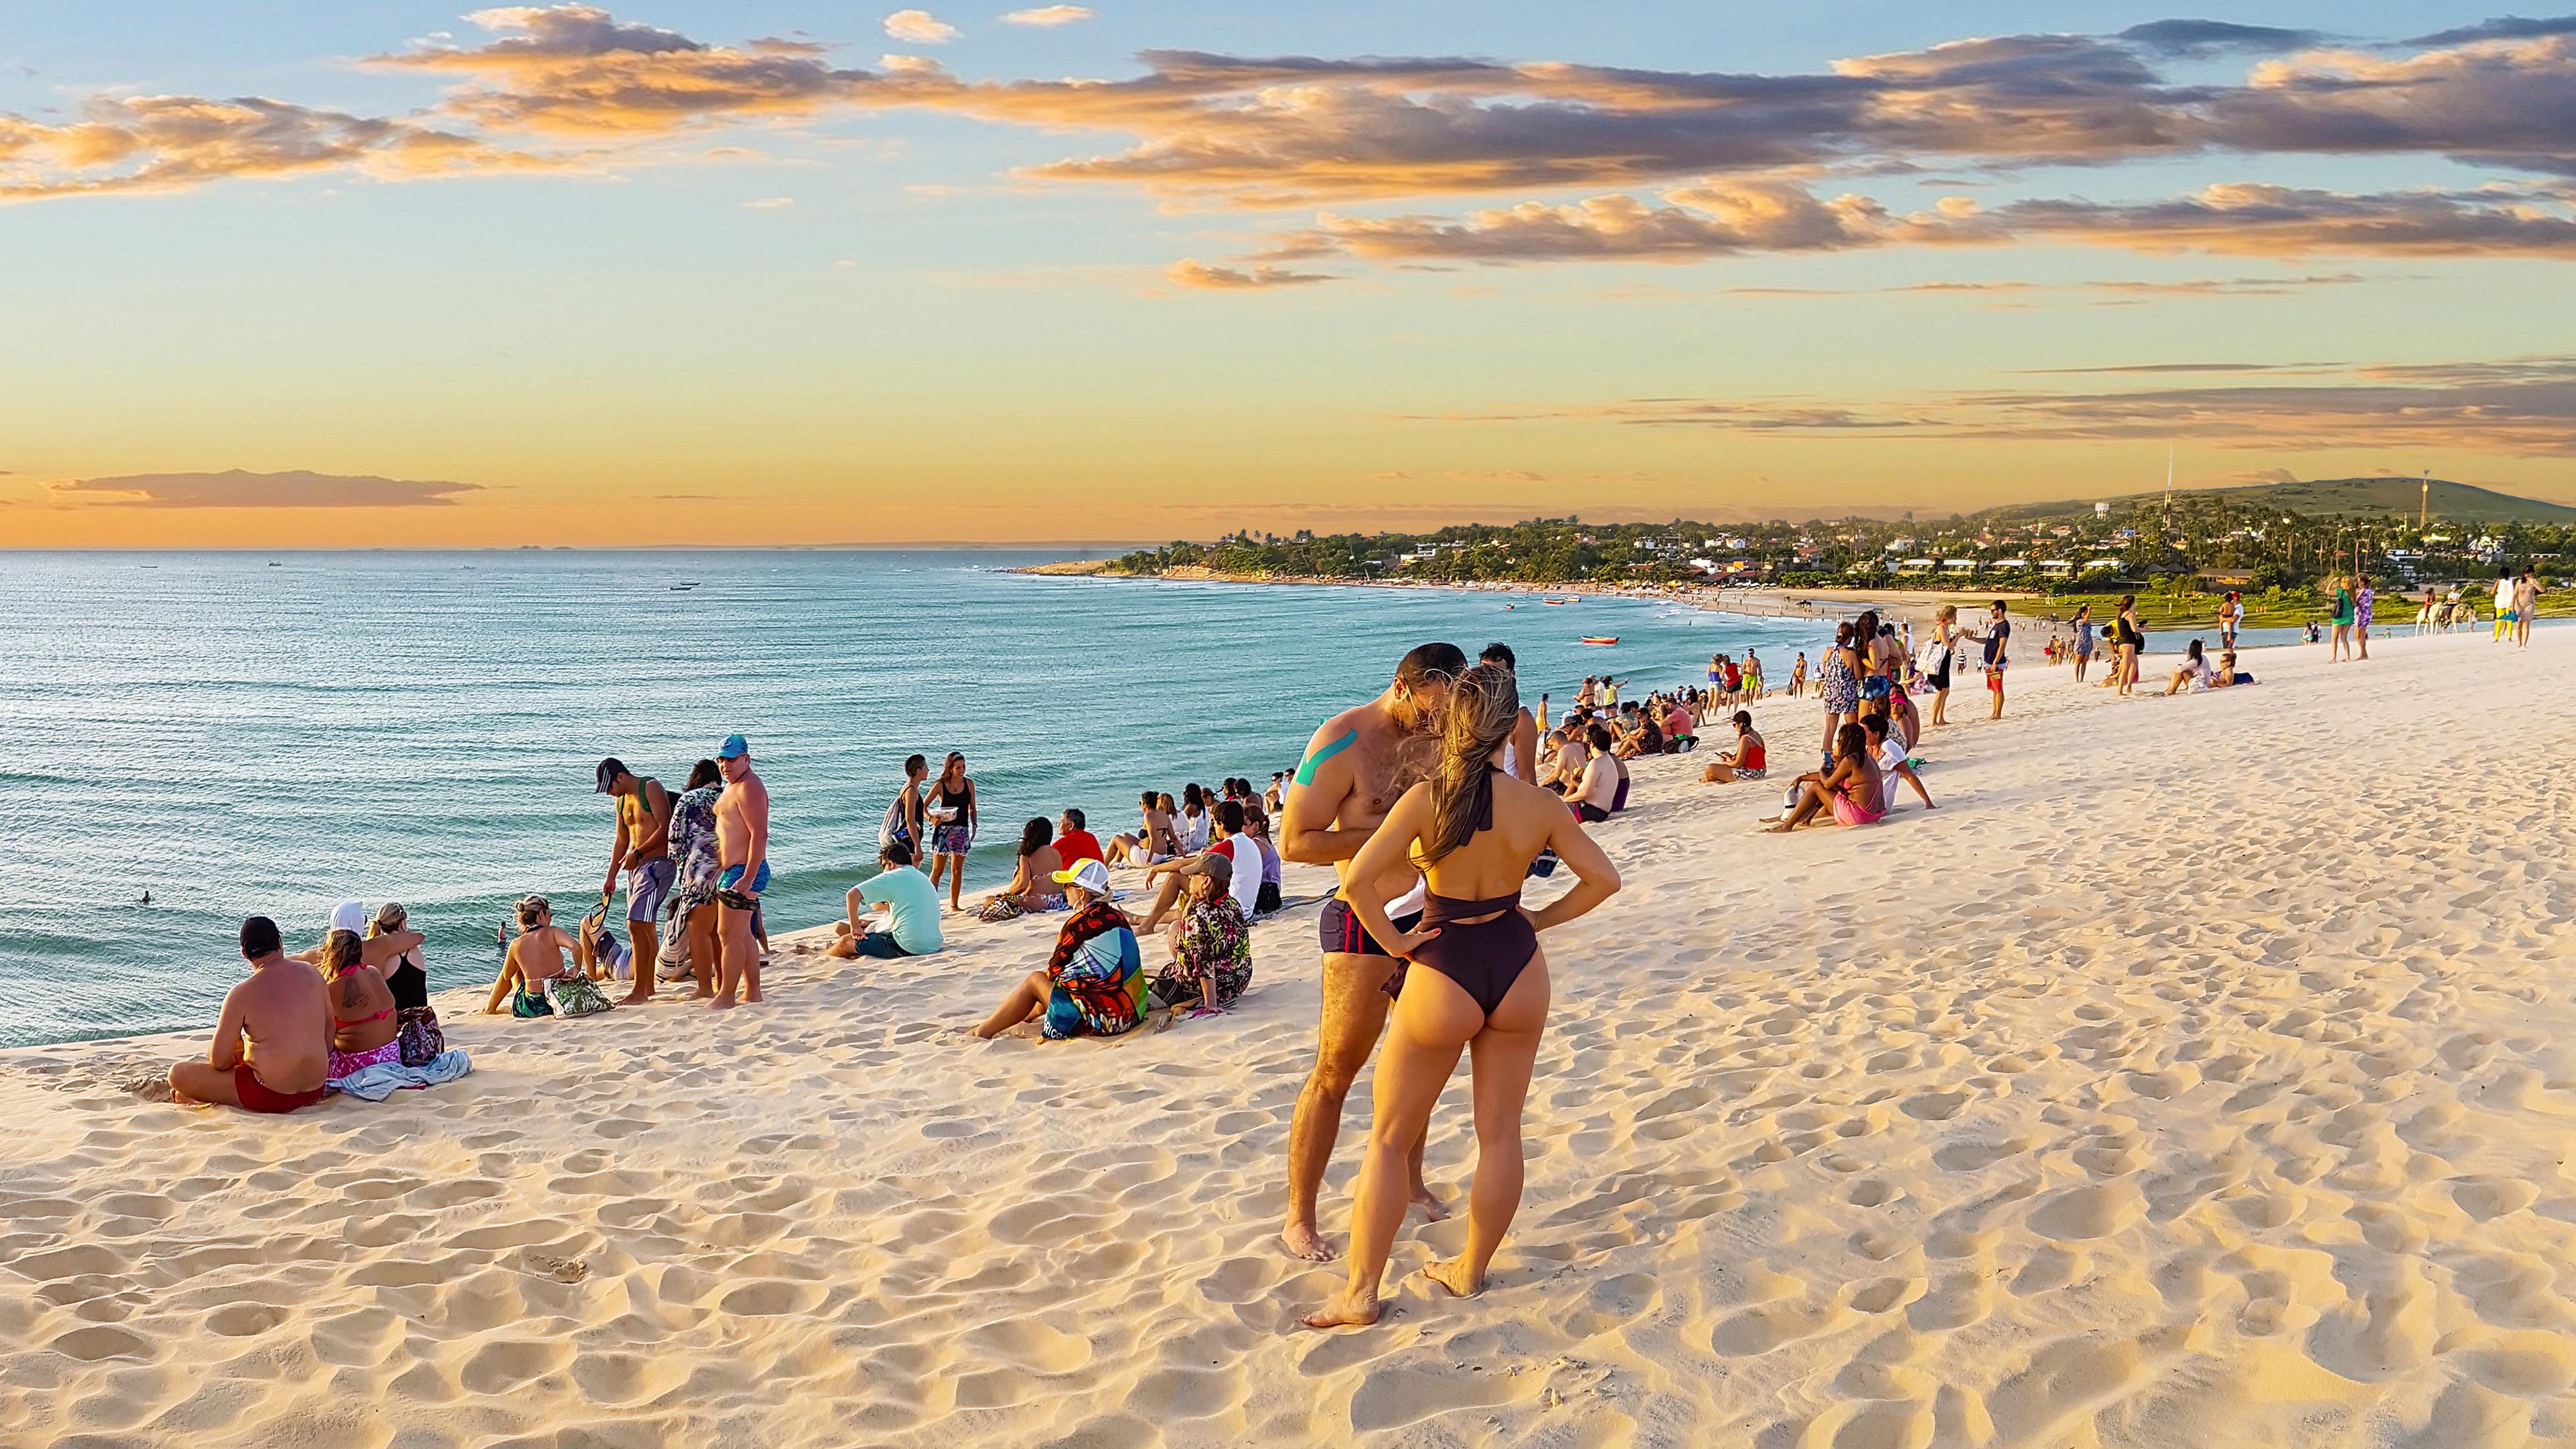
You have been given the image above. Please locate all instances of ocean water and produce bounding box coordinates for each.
[0,551,1836,1049]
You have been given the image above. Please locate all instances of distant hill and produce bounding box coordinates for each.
[1990,477,2576,526]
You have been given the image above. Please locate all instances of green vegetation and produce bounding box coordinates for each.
[1105,478,2576,607]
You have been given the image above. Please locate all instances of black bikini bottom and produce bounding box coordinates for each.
[1405,910,1540,1017]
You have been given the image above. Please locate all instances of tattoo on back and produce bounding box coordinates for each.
[1293,728,1357,787]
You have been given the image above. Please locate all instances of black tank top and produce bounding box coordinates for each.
[385,949,427,1012]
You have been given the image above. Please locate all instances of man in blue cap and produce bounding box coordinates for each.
[709,733,771,1010]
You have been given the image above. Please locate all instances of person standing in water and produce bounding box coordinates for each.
[1276,642,1464,1263]
[1303,661,1620,1328]
[708,734,770,1010]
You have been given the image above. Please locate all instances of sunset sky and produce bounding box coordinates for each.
[7,2,2576,545]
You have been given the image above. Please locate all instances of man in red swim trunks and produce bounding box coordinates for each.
[167,916,333,1114]
[1277,641,1463,1261]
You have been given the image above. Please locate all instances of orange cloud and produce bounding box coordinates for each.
[0,94,541,200]
[1165,258,1336,289]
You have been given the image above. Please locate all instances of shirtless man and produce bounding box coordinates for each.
[167,916,333,1114]
[1278,641,1464,1261]
[709,733,771,1010]
[596,756,673,1004]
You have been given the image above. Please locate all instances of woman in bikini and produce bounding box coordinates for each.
[1106,789,1176,867]
[1765,722,1884,831]
[1304,662,1621,1330]
[319,928,402,1081]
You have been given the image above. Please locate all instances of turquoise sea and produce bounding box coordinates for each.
[0,550,1836,1049]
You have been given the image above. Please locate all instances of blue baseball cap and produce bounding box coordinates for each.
[717,734,750,760]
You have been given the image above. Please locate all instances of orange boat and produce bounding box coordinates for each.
[1580,636,1618,645]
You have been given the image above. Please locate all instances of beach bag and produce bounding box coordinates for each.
[1915,640,1950,676]
[980,897,1028,923]
[552,974,615,1018]
[397,1006,446,1067]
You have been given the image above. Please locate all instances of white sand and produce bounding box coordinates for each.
[7,626,2576,1447]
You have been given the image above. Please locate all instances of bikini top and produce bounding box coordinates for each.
[1417,767,1524,925]
[331,970,393,1027]
[1423,889,1523,927]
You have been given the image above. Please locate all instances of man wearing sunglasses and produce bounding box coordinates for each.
[1277,640,1465,1262]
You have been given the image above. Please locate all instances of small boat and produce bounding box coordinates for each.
[1543,598,1570,606]
[669,582,701,591]
[1581,636,1619,645]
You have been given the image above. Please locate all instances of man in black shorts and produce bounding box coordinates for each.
[1276,641,1464,1261]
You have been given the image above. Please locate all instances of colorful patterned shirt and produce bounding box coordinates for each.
[1043,901,1144,1039]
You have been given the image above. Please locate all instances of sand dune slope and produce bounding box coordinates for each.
[7,629,2576,1447]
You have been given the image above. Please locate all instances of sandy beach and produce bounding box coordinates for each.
[7,626,2575,1446]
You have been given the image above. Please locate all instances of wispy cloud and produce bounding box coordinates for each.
[1003,5,1094,26]
[2116,19,2328,57]
[883,9,960,44]
[54,469,484,507]
[1411,354,2576,456]
[1165,258,1336,289]
[1274,180,2576,265]
[740,194,793,207]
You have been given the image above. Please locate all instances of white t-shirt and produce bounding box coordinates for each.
[1875,737,1907,780]
[1174,808,1209,854]
[2498,578,2517,612]
[2182,656,2212,692]
[1208,833,1264,917]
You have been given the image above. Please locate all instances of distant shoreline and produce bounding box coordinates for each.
[1009,559,2034,626]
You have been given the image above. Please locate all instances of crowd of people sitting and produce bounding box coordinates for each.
[167,590,2332,1108]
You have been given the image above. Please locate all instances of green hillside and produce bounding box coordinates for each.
[2124,477,2576,524]
[1986,476,2576,526]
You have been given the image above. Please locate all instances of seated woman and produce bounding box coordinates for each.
[1246,809,1285,914]
[1765,722,1884,831]
[1145,854,1253,1016]
[979,817,1065,921]
[317,927,403,1082]
[1105,789,1175,867]
[973,860,1145,1039]
[370,902,445,1067]
[2213,650,2253,686]
[1701,711,1767,783]
[2165,638,2214,695]
[295,898,424,973]
[1863,713,1934,811]
[485,895,613,1017]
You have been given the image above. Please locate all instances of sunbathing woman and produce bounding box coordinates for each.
[1765,722,1883,831]
[318,928,402,1081]
[1304,661,1621,1329]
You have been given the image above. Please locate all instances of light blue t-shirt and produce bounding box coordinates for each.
[860,867,944,954]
